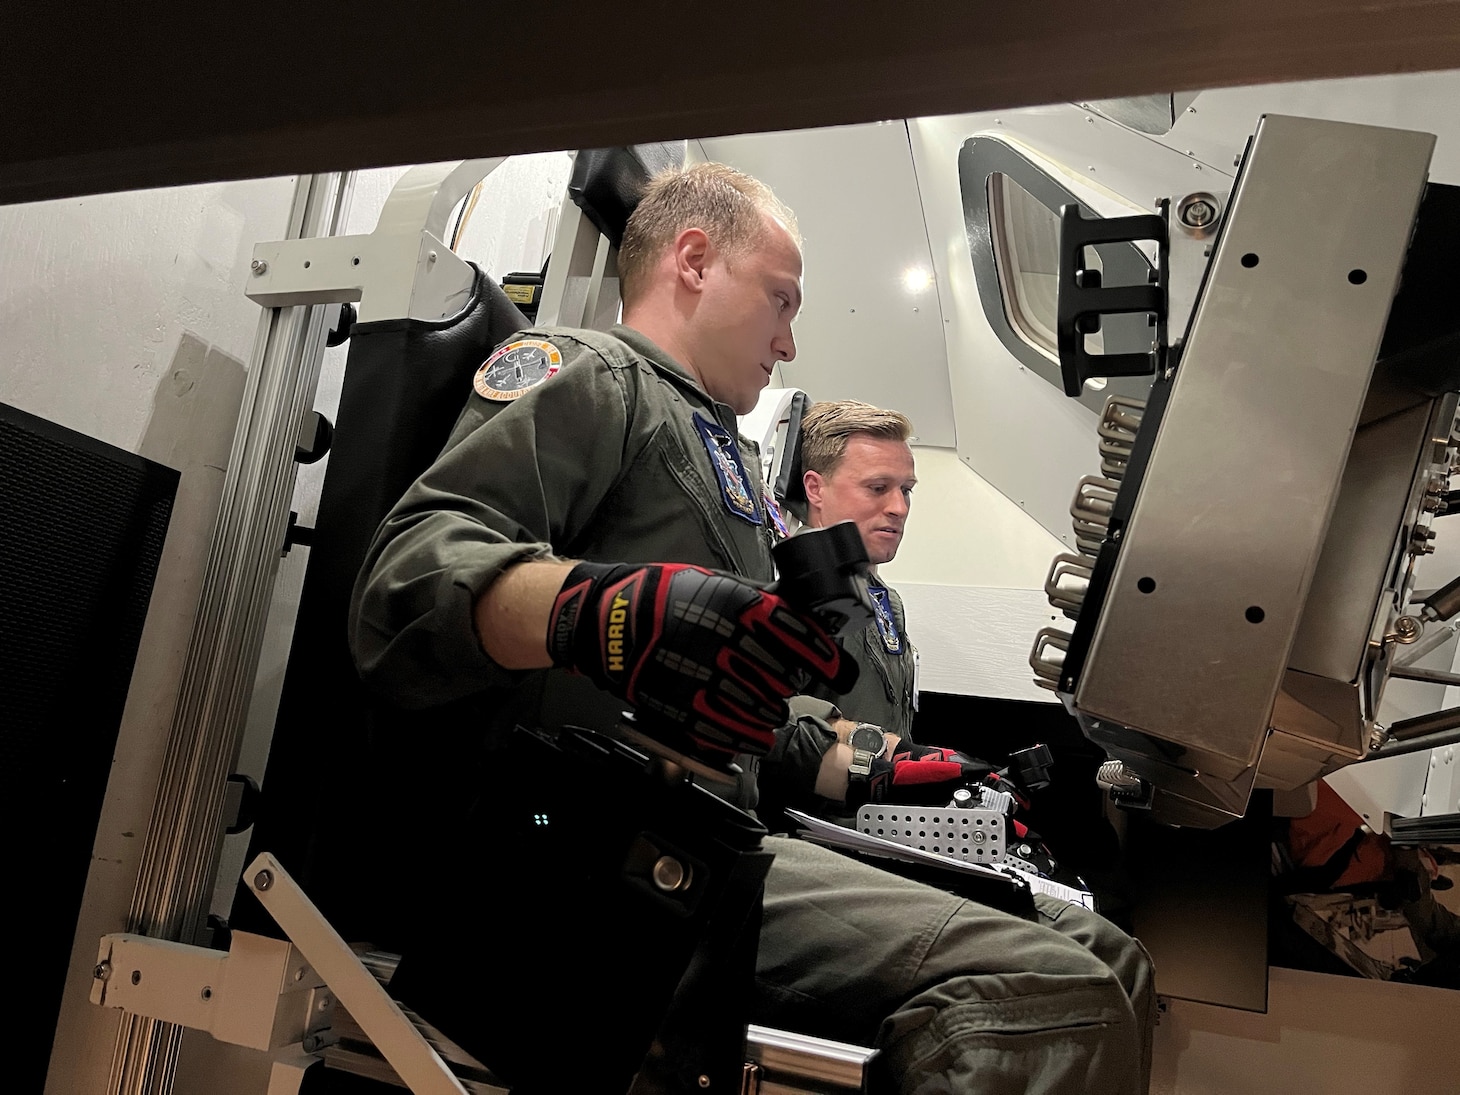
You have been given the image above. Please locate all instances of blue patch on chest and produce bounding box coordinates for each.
[763,491,790,539]
[869,585,903,655]
[693,412,761,525]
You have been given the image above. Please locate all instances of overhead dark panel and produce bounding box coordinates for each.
[7,0,1460,204]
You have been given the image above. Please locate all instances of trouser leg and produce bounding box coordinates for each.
[1031,892,1156,1092]
[754,837,1152,1095]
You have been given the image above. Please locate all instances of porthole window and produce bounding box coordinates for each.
[960,135,1156,413]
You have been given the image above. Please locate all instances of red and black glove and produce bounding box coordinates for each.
[867,745,996,806]
[547,561,855,759]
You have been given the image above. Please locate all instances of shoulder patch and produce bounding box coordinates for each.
[473,339,563,401]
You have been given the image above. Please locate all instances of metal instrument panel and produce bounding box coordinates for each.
[1077,114,1434,770]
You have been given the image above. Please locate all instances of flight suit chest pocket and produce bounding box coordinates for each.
[648,425,754,571]
[863,628,898,705]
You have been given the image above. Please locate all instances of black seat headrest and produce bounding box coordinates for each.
[568,143,688,249]
[776,390,811,513]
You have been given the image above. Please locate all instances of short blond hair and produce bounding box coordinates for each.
[800,400,914,476]
[618,162,800,306]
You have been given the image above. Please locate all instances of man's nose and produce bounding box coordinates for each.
[887,492,909,518]
[773,328,796,362]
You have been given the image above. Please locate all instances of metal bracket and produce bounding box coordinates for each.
[243,852,486,1095]
[90,930,329,1052]
[536,195,619,330]
[245,158,505,323]
[1056,204,1169,396]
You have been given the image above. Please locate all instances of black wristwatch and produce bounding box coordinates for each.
[848,722,887,782]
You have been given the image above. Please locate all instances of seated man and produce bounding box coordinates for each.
[760,399,925,816]
[759,398,1082,884]
[351,161,1155,1094]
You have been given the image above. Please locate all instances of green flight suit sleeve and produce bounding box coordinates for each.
[756,695,845,829]
[349,341,632,707]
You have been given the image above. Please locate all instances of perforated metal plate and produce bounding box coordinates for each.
[855,806,1006,863]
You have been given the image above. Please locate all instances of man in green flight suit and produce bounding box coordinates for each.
[350,161,1154,1094]
[760,399,926,813]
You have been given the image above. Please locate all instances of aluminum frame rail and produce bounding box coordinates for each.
[108,170,354,1095]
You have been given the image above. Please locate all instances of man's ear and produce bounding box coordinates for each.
[672,227,712,293]
[803,469,825,510]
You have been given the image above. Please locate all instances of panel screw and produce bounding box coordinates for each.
[254,869,274,891]
[698,1076,711,1089]
[1180,199,1217,228]
[250,258,268,276]
[652,856,691,893]
[93,961,111,981]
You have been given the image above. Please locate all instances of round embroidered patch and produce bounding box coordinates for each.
[473,339,563,401]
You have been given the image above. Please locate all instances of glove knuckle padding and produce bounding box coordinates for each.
[548,560,817,758]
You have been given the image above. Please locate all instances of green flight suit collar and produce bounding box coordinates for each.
[610,324,744,435]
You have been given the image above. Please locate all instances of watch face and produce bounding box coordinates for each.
[850,726,884,755]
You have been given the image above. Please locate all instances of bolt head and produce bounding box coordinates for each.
[250,258,268,275]
[1181,200,1216,227]
[254,869,274,891]
[93,962,111,981]
[652,855,690,893]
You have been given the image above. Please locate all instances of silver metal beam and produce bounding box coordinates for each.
[108,169,353,1095]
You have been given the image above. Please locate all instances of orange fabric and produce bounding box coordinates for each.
[1286,781,1392,888]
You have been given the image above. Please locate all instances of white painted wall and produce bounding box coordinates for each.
[0,175,300,1095]
[873,446,1068,700]
[702,123,958,450]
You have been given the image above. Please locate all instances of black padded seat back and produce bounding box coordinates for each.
[238,267,530,947]
[567,143,687,248]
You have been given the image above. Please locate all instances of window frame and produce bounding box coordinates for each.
[959,135,1156,413]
